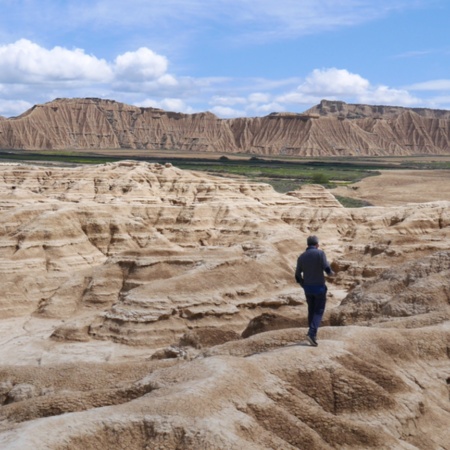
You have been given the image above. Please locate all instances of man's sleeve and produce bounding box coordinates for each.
[322,251,332,275]
[322,251,335,276]
[295,257,304,286]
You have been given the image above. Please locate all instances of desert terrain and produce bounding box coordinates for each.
[332,169,450,206]
[0,160,449,449]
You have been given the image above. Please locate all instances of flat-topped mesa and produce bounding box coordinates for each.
[1,98,450,155]
[307,99,450,120]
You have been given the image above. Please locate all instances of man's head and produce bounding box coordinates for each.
[307,235,319,247]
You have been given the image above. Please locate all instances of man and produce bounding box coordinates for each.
[295,235,334,346]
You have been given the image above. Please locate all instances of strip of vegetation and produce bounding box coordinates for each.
[399,160,450,170]
[0,150,382,195]
[175,163,379,186]
[334,195,373,208]
[0,152,118,165]
[2,150,446,207]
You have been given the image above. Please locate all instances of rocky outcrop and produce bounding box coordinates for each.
[1,97,450,155]
[0,162,339,347]
[1,326,449,449]
[0,161,448,344]
[1,162,450,449]
[330,250,450,326]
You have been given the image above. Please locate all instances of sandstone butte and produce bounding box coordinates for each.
[1,98,450,156]
[0,160,449,449]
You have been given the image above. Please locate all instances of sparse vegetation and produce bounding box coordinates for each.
[334,195,373,208]
[311,172,330,185]
[2,151,448,198]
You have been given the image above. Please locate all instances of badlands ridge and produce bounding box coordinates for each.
[0,161,449,449]
[1,98,450,155]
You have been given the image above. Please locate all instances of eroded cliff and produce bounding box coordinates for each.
[1,98,450,155]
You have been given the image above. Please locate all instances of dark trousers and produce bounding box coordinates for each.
[305,291,327,338]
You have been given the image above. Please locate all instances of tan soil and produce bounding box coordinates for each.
[332,169,450,206]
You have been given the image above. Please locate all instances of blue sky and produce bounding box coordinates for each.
[0,0,449,118]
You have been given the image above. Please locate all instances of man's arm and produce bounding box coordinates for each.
[295,258,304,286]
[322,252,335,276]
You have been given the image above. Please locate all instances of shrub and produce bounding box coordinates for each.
[311,172,329,184]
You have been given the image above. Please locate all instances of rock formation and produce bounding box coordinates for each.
[1,98,450,156]
[0,161,449,449]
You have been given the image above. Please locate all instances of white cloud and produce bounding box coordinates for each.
[210,105,246,118]
[209,92,285,117]
[0,99,33,118]
[0,39,182,101]
[248,92,270,103]
[158,74,179,87]
[301,68,370,96]
[136,98,195,114]
[249,102,285,115]
[407,79,450,91]
[276,68,420,108]
[59,0,419,43]
[114,47,169,81]
[426,96,450,110]
[393,49,437,59]
[276,92,323,105]
[0,39,112,84]
[0,40,176,90]
[358,86,418,105]
[0,39,189,116]
[0,38,440,119]
[210,96,247,106]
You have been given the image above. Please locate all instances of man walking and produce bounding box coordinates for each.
[295,235,334,346]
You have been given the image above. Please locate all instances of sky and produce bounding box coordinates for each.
[0,0,449,118]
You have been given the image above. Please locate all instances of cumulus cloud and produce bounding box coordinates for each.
[0,40,175,90]
[114,48,169,81]
[301,68,370,96]
[0,39,186,116]
[358,86,418,105]
[276,68,419,108]
[0,39,436,119]
[0,39,112,84]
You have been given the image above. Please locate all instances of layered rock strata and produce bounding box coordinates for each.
[1,98,450,155]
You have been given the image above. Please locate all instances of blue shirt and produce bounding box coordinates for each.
[295,246,332,293]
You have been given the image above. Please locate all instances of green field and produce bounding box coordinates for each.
[0,150,379,189]
[2,150,449,207]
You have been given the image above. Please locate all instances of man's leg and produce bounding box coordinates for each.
[308,292,327,339]
[306,294,314,330]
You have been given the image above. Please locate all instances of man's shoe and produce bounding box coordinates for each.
[306,335,318,347]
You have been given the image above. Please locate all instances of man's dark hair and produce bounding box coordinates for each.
[307,235,319,246]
